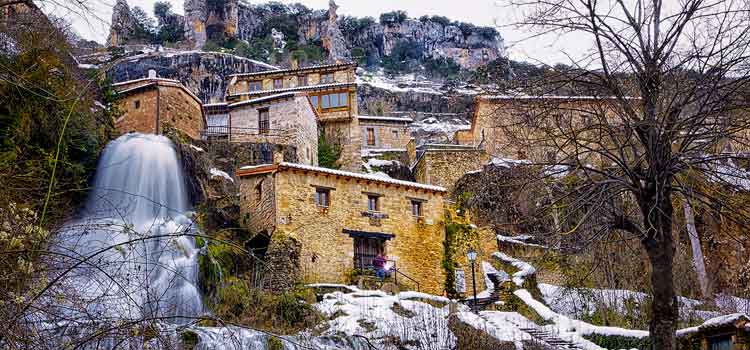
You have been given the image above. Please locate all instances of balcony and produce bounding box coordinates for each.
[202,126,290,141]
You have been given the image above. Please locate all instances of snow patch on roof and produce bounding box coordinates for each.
[278,162,445,192]
[210,168,234,183]
[358,115,413,123]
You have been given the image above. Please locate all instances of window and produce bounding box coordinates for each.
[411,200,423,217]
[709,337,733,350]
[258,108,270,134]
[298,75,307,86]
[366,128,376,146]
[315,188,330,208]
[367,195,379,212]
[321,72,334,83]
[134,100,140,109]
[353,237,385,270]
[248,80,262,92]
[392,129,398,139]
[311,92,349,110]
[273,78,283,89]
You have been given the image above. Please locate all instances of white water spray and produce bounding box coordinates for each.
[59,133,202,321]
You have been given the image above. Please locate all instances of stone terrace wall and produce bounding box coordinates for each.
[415,149,490,192]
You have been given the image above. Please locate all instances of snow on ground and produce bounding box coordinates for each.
[457,311,533,348]
[315,289,456,349]
[409,116,471,139]
[209,168,234,182]
[362,158,397,179]
[493,252,537,287]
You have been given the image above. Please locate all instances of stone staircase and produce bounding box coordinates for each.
[518,326,583,349]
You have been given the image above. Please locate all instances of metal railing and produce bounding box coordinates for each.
[355,258,421,292]
[202,126,288,138]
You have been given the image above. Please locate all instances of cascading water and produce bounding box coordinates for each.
[58,133,202,323]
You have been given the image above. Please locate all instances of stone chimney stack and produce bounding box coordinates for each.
[148,69,157,79]
[291,59,299,70]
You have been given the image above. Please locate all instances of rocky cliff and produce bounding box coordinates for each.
[105,50,278,102]
[107,0,139,46]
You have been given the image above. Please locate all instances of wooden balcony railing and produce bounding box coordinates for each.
[202,126,289,139]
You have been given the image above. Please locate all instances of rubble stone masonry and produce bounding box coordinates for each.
[414,148,490,192]
[238,165,447,294]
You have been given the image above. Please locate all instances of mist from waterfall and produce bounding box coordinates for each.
[58,133,203,322]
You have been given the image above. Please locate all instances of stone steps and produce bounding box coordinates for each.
[519,327,583,349]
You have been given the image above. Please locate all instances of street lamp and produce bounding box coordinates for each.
[467,248,478,313]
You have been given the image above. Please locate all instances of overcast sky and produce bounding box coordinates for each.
[50,0,589,65]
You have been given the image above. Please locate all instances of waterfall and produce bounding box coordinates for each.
[58,133,203,322]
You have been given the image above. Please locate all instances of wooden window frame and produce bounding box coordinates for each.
[366,128,376,146]
[258,108,270,134]
[315,187,331,209]
[273,78,283,89]
[298,75,308,86]
[248,80,262,92]
[410,200,423,218]
[308,90,351,113]
[134,100,140,109]
[320,72,335,84]
[367,195,380,212]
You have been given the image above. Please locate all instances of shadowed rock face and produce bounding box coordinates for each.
[106,51,277,103]
[107,0,138,46]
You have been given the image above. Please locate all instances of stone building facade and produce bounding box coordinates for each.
[204,92,318,166]
[456,95,623,162]
[358,115,412,150]
[225,62,361,171]
[678,313,750,350]
[236,162,448,294]
[412,144,490,192]
[113,72,205,139]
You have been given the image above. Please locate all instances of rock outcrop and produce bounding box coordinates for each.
[106,50,278,102]
[320,1,348,61]
[107,0,137,47]
[183,0,238,49]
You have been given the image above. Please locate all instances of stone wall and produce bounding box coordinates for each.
[360,120,411,150]
[158,84,205,139]
[116,88,159,135]
[238,172,277,235]
[228,95,318,165]
[322,118,361,172]
[414,149,490,192]
[238,168,447,294]
[233,68,355,94]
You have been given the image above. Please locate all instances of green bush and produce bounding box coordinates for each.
[423,56,462,79]
[318,134,342,169]
[382,40,423,74]
[583,334,651,350]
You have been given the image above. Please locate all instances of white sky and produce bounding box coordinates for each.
[50,0,593,65]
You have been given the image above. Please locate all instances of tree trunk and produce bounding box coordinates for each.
[682,198,710,298]
[641,194,678,350]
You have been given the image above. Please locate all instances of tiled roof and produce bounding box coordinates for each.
[237,162,447,192]
[358,115,413,123]
[228,82,356,98]
[227,62,357,78]
[227,92,299,108]
[115,80,203,105]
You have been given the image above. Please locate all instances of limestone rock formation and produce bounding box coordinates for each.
[107,0,137,47]
[106,50,278,102]
[321,0,348,61]
[183,0,238,49]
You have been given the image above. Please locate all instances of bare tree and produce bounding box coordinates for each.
[487,0,750,348]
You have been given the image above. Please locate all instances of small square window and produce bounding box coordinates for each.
[315,188,330,208]
[392,129,399,138]
[321,73,334,83]
[273,78,283,89]
[367,195,379,212]
[310,95,319,108]
[321,94,330,109]
[249,80,262,92]
[411,200,423,217]
[134,100,140,109]
[366,128,376,146]
[258,108,270,134]
[298,75,308,86]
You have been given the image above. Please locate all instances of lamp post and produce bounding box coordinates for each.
[467,248,478,313]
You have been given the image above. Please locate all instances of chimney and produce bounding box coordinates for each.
[290,59,299,70]
[148,69,157,79]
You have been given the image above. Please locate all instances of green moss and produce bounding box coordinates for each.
[267,336,284,350]
[443,207,481,298]
[181,330,199,350]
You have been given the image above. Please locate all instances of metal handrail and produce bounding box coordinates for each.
[356,259,421,292]
[202,126,289,138]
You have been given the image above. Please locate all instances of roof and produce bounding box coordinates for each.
[115,80,203,105]
[228,62,357,78]
[112,77,181,87]
[236,162,447,192]
[227,92,299,108]
[228,82,356,98]
[479,94,639,101]
[358,115,413,123]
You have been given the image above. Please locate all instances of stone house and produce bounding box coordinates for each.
[203,92,319,166]
[679,313,750,350]
[236,162,448,294]
[113,71,205,139]
[456,95,625,162]
[412,144,490,192]
[358,115,413,150]
[225,62,361,171]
